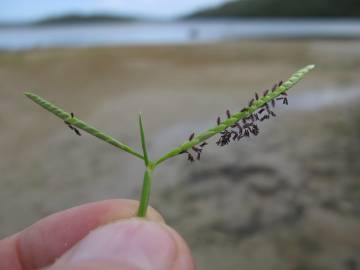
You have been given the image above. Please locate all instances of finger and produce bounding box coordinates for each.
[47,218,195,270]
[0,199,164,270]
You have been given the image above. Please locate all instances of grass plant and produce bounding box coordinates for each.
[25,64,314,217]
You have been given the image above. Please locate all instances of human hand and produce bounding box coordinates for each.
[0,199,195,270]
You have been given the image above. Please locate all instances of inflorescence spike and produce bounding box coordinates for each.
[182,78,291,162]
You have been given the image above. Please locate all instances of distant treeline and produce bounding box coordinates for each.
[189,0,360,18]
[35,14,134,25]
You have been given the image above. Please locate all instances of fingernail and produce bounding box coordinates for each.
[59,218,177,270]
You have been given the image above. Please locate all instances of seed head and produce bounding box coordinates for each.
[185,74,297,162]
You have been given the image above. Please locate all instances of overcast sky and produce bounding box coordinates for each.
[0,0,232,22]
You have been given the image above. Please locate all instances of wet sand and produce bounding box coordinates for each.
[1,40,360,269]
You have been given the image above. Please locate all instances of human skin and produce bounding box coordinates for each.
[0,199,195,270]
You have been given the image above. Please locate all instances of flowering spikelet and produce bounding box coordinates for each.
[187,79,291,161]
[176,65,315,163]
[181,132,209,161]
[183,79,291,161]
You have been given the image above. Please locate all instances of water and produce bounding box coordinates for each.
[1,19,360,51]
[291,88,360,111]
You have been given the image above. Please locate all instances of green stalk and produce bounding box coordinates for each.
[137,114,153,217]
[24,92,144,160]
[137,168,153,217]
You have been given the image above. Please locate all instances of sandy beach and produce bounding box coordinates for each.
[1,40,360,269]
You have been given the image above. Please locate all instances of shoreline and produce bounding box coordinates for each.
[2,19,360,51]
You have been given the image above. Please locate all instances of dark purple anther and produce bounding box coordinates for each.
[249,98,255,107]
[226,109,231,118]
[200,142,208,148]
[272,84,277,91]
[258,108,265,114]
[271,99,276,108]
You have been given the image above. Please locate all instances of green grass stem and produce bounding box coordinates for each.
[24,92,144,160]
[137,168,153,217]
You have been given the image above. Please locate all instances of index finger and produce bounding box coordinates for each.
[0,199,164,270]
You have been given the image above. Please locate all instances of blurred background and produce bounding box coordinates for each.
[1,0,360,269]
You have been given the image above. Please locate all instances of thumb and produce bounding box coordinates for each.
[47,218,195,270]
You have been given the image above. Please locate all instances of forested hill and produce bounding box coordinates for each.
[35,14,134,25]
[189,0,360,18]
